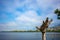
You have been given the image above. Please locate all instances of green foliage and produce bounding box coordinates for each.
[54,9,59,14]
[57,30,60,32]
[54,9,60,19]
[57,16,60,19]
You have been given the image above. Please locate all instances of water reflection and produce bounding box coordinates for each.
[0,32,60,40]
[46,32,60,40]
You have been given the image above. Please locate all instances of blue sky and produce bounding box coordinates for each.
[0,0,60,31]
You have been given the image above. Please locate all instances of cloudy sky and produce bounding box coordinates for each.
[0,0,60,31]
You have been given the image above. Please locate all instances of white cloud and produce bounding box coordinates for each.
[16,10,41,23]
[14,10,44,28]
[36,0,60,9]
[6,21,17,27]
[0,21,17,27]
[16,15,37,22]
[0,0,60,31]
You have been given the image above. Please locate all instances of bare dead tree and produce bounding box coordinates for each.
[36,17,52,40]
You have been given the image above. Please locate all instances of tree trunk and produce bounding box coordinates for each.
[42,29,46,40]
[42,32,46,40]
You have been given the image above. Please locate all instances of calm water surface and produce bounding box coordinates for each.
[0,32,60,40]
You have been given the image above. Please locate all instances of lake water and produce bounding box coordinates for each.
[0,32,60,40]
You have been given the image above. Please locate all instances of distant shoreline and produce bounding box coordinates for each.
[0,29,60,32]
[0,31,60,32]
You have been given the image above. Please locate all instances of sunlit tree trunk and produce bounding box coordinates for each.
[42,29,46,40]
[42,32,46,40]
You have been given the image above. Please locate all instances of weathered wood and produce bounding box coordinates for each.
[42,32,46,40]
[36,17,52,40]
[42,29,46,40]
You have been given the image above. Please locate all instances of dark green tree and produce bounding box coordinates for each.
[54,9,60,19]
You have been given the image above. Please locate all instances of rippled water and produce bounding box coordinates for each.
[0,32,60,40]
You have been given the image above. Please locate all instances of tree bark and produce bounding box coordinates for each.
[42,29,46,40]
[42,32,46,40]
